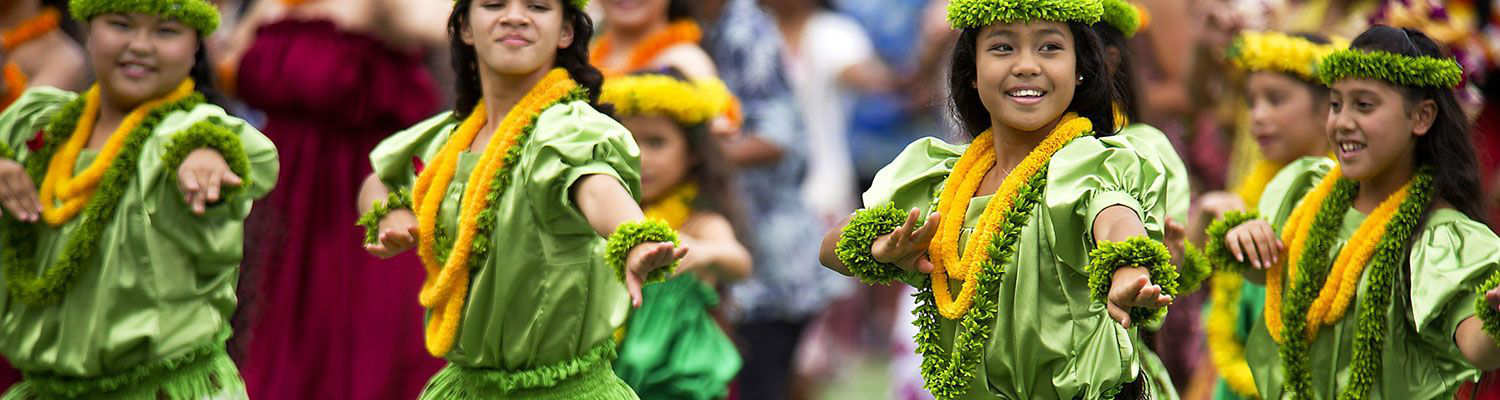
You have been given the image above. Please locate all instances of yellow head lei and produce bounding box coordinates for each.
[601,74,735,126]
[946,0,1103,30]
[1228,31,1345,80]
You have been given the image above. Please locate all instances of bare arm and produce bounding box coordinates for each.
[1457,316,1500,370]
[818,216,853,275]
[720,136,784,167]
[573,175,689,306]
[679,212,752,282]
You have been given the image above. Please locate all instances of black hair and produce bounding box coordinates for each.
[448,0,606,118]
[1091,22,1139,125]
[1347,25,1485,223]
[190,39,227,106]
[667,0,697,21]
[948,21,1118,138]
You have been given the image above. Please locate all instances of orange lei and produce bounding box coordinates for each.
[591,20,702,77]
[3,61,24,108]
[2,8,59,52]
[928,115,1092,319]
[410,69,577,356]
[1265,164,1414,341]
[39,80,195,226]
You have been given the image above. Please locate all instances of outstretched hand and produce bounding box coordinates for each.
[177,148,242,215]
[1106,267,1174,329]
[871,208,941,274]
[623,242,689,308]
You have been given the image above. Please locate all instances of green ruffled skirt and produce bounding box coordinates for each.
[1,342,244,400]
[613,275,740,400]
[419,341,637,400]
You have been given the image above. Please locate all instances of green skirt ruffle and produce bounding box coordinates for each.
[1,341,244,400]
[613,275,739,400]
[420,341,636,400]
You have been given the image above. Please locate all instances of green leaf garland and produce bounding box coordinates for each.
[1317,49,1463,89]
[1279,178,1358,396]
[1178,241,1213,294]
[835,203,915,285]
[913,165,1048,399]
[945,0,1102,30]
[68,0,220,34]
[604,219,680,284]
[160,121,253,201]
[1,92,204,305]
[357,188,413,245]
[1474,268,1500,346]
[1088,236,1178,325]
[1205,211,1260,273]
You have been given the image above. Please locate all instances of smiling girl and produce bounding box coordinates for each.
[0,0,279,398]
[817,0,1179,398]
[1210,25,1500,398]
[355,0,683,398]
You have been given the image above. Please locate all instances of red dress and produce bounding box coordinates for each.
[234,19,444,400]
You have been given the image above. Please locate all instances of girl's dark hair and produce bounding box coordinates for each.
[190,40,227,106]
[625,68,749,238]
[449,0,606,117]
[1348,25,1485,223]
[948,21,1118,138]
[667,0,697,21]
[1091,22,1139,125]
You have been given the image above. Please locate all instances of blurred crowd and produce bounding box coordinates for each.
[5,0,1500,399]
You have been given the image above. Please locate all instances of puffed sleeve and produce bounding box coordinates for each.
[1045,135,1169,271]
[522,101,642,236]
[0,87,76,160]
[1408,210,1500,362]
[1256,156,1335,229]
[369,112,460,191]
[860,136,963,214]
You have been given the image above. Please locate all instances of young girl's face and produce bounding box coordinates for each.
[1247,71,1329,164]
[974,21,1078,133]
[463,0,573,76]
[625,114,693,204]
[1327,78,1433,181]
[87,13,197,107]
[600,0,669,32]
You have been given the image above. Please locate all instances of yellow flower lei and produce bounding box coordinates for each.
[643,184,697,229]
[39,80,195,226]
[1206,272,1260,398]
[928,114,1091,319]
[1265,164,1414,342]
[1229,31,1345,80]
[410,68,577,356]
[1234,159,1283,206]
[601,75,734,126]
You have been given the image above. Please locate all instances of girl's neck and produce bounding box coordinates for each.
[609,18,670,51]
[769,6,813,52]
[89,91,138,148]
[473,66,552,149]
[989,117,1061,172]
[0,1,41,28]
[1352,156,1416,214]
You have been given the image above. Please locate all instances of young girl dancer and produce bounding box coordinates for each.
[357,0,682,398]
[819,0,1179,397]
[0,0,278,398]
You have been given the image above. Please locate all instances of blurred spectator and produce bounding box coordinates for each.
[214,0,449,399]
[695,0,853,398]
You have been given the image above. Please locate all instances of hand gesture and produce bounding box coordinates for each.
[1106,267,1174,329]
[624,242,689,307]
[871,208,941,274]
[176,148,242,215]
[0,159,40,222]
[365,209,419,259]
[1225,219,1283,269]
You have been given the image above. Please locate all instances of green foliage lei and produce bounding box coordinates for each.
[1205,211,1260,273]
[357,188,413,245]
[69,0,220,34]
[836,203,918,285]
[1278,170,1433,399]
[945,0,1103,30]
[1,91,204,305]
[160,121,253,201]
[1317,49,1463,89]
[1088,236,1179,324]
[1099,0,1141,37]
[912,165,1048,399]
[604,219,681,284]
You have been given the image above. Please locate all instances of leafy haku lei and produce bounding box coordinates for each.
[946,0,1102,30]
[600,74,735,126]
[2,80,202,305]
[1099,0,1143,37]
[408,68,585,357]
[1267,165,1433,399]
[836,203,915,285]
[605,219,681,284]
[69,0,220,34]
[1088,236,1178,324]
[911,115,1092,399]
[357,188,413,244]
[1317,48,1463,89]
[1228,31,1344,80]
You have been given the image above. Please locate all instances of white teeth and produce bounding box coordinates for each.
[1339,142,1366,153]
[1008,89,1044,97]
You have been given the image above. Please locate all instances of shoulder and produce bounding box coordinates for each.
[656,44,719,79]
[684,211,735,237]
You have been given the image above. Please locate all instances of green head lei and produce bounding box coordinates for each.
[1099,0,1141,37]
[1317,48,1463,89]
[947,0,1104,30]
[453,0,590,11]
[69,0,220,34]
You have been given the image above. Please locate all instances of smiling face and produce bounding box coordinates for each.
[1247,71,1330,164]
[973,21,1078,133]
[624,114,694,204]
[1326,78,1434,181]
[86,13,198,108]
[463,0,574,76]
[600,0,670,32]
